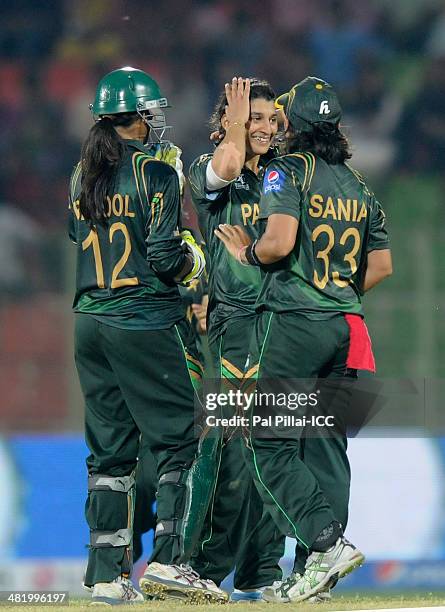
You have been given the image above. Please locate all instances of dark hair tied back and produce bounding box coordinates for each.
[79,113,138,226]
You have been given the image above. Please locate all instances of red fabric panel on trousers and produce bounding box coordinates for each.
[344,314,376,372]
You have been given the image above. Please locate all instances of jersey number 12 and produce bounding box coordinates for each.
[82,222,139,289]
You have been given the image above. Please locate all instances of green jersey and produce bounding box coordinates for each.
[188,153,267,343]
[68,140,188,330]
[257,152,389,317]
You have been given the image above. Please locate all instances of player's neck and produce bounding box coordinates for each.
[244,153,261,175]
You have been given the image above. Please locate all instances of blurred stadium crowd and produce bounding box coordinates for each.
[1,0,444,429]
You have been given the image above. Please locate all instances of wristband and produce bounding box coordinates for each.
[245,240,262,266]
[237,245,249,266]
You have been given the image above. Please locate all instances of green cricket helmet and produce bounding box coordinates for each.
[90,67,171,141]
[91,66,168,116]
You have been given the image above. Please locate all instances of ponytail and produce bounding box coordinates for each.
[79,113,137,226]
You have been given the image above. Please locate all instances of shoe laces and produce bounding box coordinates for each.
[285,572,301,585]
[176,564,215,587]
[177,564,200,580]
[113,576,138,600]
[278,572,301,596]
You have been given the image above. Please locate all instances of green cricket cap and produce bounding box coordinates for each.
[275,76,342,130]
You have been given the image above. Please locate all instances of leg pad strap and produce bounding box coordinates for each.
[88,474,135,493]
[90,528,132,548]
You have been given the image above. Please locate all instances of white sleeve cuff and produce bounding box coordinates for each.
[206,161,233,191]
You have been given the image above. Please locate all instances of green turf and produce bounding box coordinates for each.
[0,593,444,611]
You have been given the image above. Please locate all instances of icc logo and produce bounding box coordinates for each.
[319,100,330,115]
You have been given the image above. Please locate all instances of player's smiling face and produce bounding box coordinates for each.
[246,99,278,157]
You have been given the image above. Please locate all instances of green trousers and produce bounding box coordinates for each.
[75,314,202,586]
[191,316,285,589]
[132,334,215,564]
[244,311,354,572]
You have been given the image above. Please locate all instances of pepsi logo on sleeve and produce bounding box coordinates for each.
[264,168,284,193]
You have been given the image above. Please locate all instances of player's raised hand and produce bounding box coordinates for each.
[224,77,251,128]
[214,223,251,261]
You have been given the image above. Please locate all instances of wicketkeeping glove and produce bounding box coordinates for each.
[179,230,206,286]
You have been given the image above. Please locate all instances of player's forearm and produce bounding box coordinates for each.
[363,268,392,292]
[147,237,189,279]
[211,125,246,181]
[363,249,393,292]
[247,214,297,264]
[254,234,293,264]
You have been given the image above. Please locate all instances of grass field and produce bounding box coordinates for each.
[0,593,444,611]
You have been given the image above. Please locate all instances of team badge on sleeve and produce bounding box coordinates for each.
[264,168,285,194]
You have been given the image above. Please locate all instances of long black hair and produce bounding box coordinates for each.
[286,122,351,164]
[209,79,276,141]
[79,112,138,226]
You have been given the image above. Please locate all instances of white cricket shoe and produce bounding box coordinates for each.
[262,574,302,603]
[288,537,364,603]
[263,575,332,604]
[90,576,144,606]
[139,562,228,604]
[263,537,363,604]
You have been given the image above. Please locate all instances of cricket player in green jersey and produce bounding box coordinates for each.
[188,78,285,602]
[69,66,227,605]
[216,76,392,603]
[130,142,186,565]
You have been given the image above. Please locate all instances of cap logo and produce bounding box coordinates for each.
[319,100,331,115]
